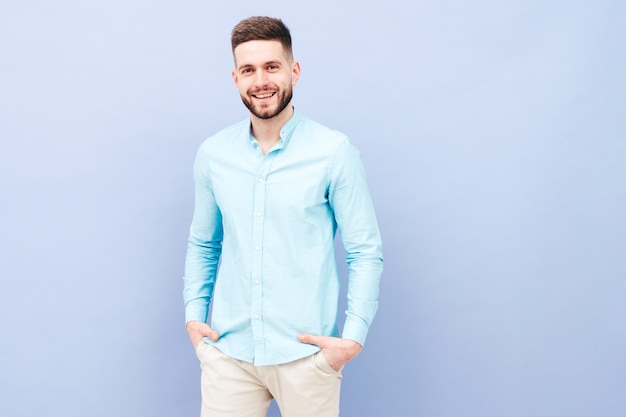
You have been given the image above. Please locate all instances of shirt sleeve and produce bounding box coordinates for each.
[328,139,384,346]
[182,145,223,324]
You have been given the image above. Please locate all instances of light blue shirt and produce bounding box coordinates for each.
[183,111,383,366]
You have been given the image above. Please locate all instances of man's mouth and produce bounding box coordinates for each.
[252,92,276,99]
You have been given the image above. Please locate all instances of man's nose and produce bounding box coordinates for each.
[254,70,269,87]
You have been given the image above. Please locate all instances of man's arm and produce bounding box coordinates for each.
[183,146,224,346]
[300,138,383,368]
[329,139,384,344]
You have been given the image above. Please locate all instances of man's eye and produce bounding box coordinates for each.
[242,68,253,74]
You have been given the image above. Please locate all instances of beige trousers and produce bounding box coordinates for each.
[195,342,342,417]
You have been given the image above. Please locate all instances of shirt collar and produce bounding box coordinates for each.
[247,109,302,152]
[279,108,301,145]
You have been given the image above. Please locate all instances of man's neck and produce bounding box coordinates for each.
[250,105,294,155]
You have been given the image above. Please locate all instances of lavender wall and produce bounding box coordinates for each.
[1,1,624,416]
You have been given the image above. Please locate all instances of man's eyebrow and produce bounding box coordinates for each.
[238,60,282,70]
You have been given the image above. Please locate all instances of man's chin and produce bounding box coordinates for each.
[257,111,279,120]
[251,106,282,120]
[242,94,292,120]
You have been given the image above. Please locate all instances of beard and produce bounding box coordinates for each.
[240,85,293,120]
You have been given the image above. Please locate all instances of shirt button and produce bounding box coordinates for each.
[255,280,260,285]
[255,246,260,251]
[256,212,261,217]
[258,178,263,183]
[254,315,259,320]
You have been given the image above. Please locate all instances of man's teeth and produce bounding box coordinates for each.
[255,92,274,98]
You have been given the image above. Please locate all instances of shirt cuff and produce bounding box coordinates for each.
[185,299,209,324]
[341,316,370,347]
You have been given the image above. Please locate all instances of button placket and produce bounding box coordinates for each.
[249,153,274,361]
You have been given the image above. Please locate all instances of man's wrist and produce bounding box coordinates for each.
[185,303,209,324]
[341,318,369,347]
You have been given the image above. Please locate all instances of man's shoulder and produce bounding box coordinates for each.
[295,114,350,148]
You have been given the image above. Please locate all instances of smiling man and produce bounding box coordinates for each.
[183,16,383,417]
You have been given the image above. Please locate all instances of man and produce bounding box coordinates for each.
[183,16,383,417]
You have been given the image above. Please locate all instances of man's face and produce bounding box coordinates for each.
[232,40,300,120]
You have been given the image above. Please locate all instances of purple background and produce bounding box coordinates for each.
[1,1,624,416]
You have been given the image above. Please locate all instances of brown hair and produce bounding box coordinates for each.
[231,16,293,58]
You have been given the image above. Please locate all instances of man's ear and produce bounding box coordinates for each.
[291,61,301,86]
[232,69,239,86]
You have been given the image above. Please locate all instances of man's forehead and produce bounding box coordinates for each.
[233,40,291,66]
